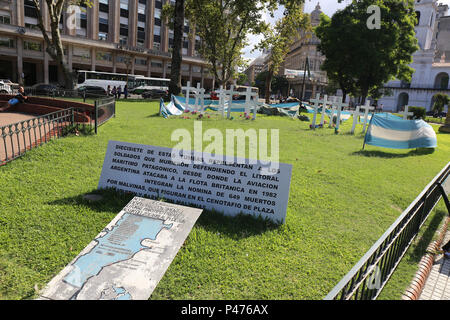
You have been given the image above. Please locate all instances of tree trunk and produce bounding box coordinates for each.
[168,0,185,97]
[265,69,273,104]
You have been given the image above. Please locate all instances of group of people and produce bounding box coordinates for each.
[107,85,128,99]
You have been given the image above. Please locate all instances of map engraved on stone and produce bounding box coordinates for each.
[38,197,202,300]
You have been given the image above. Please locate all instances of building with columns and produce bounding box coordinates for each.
[278,3,328,99]
[0,0,215,89]
[378,0,450,112]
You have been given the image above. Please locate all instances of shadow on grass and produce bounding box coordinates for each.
[351,148,435,159]
[195,209,281,240]
[410,209,447,262]
[146,113,162,118]
[48,188,280,239]
[47,188,135,214]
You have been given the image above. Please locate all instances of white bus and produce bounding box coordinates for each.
[76,70,136,91]
[130,76,170,95]
[76,70,170,95]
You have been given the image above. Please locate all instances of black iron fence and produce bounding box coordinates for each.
[94,96,116,133]
[0,108,75,165]
[325,162,450,300]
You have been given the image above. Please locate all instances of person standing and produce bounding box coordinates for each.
[124,85,128,99]
[107,85,111,96]
[117,86,122,99]
[112,86,117,99]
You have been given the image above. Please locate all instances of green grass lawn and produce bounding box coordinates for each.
[0,101,449,300]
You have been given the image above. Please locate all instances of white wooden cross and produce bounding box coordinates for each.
[319,95,329,126]
[399,105,414,120]
[350,105,363,134]
[181,82,206,112]
[243,86,258,120]
[360,100,375,133]
[328,96,337,128]
[332,96,349,131]
[217,85,227,117]
[227,85,234,119]
[182,81,192,111]
[309,93,323,129]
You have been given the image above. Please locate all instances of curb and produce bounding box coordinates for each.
[402,217,449,300]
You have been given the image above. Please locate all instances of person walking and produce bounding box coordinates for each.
[124,85,128,99]
[117,86,122,99]
[112,86,117,99]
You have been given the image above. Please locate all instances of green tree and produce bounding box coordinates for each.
[236,73,249,86]
[432,93,450,115]
[32,1,92,89]
[185,0,305,87]
[254,71,289,97]
[163,0,185,96]
[255,4,309,103]
[317,0,419,103]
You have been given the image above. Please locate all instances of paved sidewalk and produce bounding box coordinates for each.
[419,229,450,300]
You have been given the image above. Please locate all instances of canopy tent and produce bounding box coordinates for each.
[364,114,437,149]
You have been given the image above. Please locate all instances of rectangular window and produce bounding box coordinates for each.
[120,36,128,46]
[24,1,37,18]
[73,47,91,59]
[153,42,160,51]
[120,24,128,36]
[135,58,147,66]
[96,51,112,62]
[155,1,162,9]
[0,11,11,25]
[0,36,14,48]
[24,40,42,51]
[151,60,163,68]
[98,32,108,41]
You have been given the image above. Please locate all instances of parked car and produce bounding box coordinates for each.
[25,83,64,96]
[0,80,12,94]
[209,91,219,100]
[77,85,107,98]
[142,89,169,100]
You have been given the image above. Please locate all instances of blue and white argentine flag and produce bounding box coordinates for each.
[364,115,437,149]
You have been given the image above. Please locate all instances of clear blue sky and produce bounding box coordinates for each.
[243,0,450,62]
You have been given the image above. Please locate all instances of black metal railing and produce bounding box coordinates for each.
[94,96,116,133]
[325,162,450,300]
[0,108,75,165]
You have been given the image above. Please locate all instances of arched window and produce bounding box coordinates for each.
[415,11,421,26]
[434,72,449,89]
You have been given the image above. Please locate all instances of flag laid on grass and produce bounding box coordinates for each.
[160,97,183,118]
[364,114,437,149]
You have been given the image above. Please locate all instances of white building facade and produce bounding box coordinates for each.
[378,0,450,113]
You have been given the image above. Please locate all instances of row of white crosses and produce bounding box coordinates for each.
[182,81,206,112]
[309,94,348,131]
[350,100,374,134]
[215,85,259,120]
